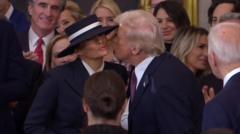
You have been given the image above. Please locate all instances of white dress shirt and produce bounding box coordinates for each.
[223,67,240,87]
[5,4,13,20]
[82,60,104,76]
[120,56,155,130]
[28,27,55,64]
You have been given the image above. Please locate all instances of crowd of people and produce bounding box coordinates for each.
[1,0,240,134]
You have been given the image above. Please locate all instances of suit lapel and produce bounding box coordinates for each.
[129,54,166,116]
[64,60,89,96]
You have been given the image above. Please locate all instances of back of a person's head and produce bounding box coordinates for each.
[209,21,240,65]
[208,0,240,24]
[201,128,234,134]
[83,70,126,120]
[90,0,121,16]
[171,26,208,64]
[153,1,190,29]
[0,15,7,20]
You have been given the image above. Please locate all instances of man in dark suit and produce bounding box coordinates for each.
[0,17,28,134]
[14,0,66,133]
[18,0,66,64]
[202,21,240,133]
[0,0,29,32]
[114,10,204,134]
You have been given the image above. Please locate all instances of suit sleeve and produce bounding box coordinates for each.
[202,100,229,131]
[24,72,58,134]
[0,20,28,105]
[154,73,203,134]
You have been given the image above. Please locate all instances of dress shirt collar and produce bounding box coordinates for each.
[134,56,155,88]
[29,27,55,48]
[82,60,105,76]
[223,67,240,87]
[5,4,13,20]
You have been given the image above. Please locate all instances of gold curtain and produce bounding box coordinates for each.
[139,0,151,12]
[183,0,198,26]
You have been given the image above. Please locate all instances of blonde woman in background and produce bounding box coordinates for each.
[171,26,209,75]
[171,26,222,104]
[56,0,85,34]
[90,0,121,63]
[45,34,77,71]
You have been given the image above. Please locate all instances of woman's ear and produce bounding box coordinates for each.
[82,99,89,113]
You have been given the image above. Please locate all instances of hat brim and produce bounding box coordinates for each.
[58,25,118,58]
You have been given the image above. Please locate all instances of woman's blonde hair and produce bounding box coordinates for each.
[171,26,208,65]
[45,34,68,71]
[90,0,121,17]
[65,0,85,21]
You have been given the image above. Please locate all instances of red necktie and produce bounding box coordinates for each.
[130,70,137,101]
[34,38,43,64]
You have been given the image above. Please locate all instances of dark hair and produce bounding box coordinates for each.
[153,1,190,29]
[83,70,126,120]
[0,15,7,20]
[208,0,240,24]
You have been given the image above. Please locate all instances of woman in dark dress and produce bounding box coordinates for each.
[24,15,128,134]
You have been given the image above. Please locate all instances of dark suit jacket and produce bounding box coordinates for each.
[128,53,204,134]
[17,29,30,52]
[24,59,128,134]
[202,72,240,134]
[15,28,43,134]
[9,8,30,32]
[0,19,28,134]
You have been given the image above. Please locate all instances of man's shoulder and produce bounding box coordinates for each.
[153,52,192,74]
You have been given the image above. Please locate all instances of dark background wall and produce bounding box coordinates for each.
[11,0,139,15]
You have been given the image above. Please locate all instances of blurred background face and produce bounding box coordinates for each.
[211,3,234,26]
[77,35,108,59]
[185,35,208,73]
[51,38,76,68]
[156,8,177,43]
[28,0,61,34]
[95,7,116,27]
[56,9,76,34]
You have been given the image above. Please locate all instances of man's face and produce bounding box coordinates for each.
[28,0,62,34]
[208,51,222,79]
[211,3,234,26]
[113,27,133,64]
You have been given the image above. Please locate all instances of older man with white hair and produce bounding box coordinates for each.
[114,10,204,134]
[202,21,240,133]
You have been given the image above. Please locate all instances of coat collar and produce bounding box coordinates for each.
[62,60,115,97]
[64,60,89,97]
